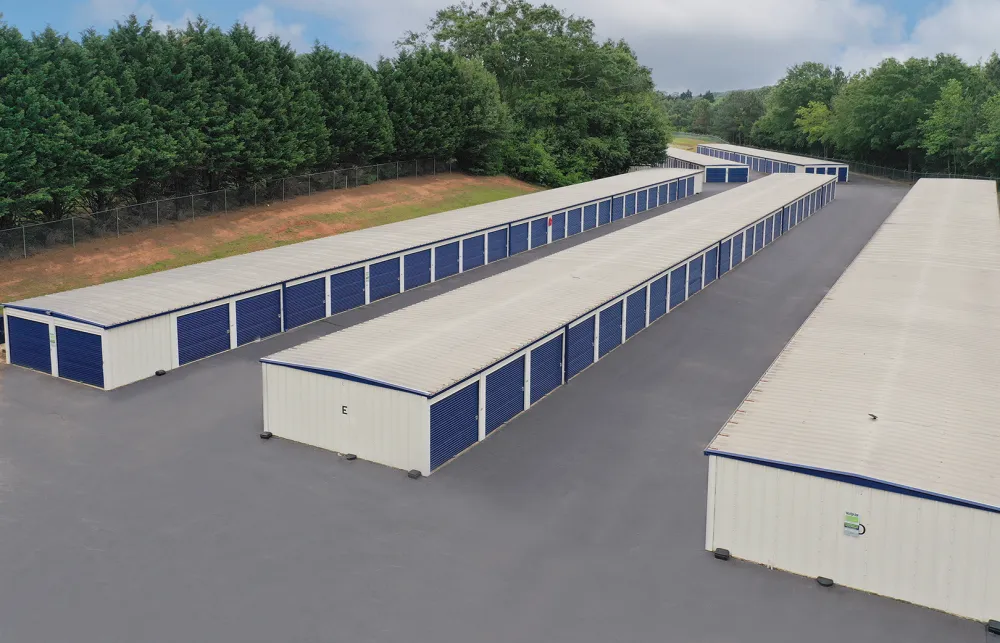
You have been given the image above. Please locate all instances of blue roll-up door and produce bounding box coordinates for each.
[178,303,230,365]
[430,382,479,471]
[687,176,695,195]
[649,275,668,321]
[404,249,432,290]
[435,242,460,279]
[624,193,636,217]
[530,335,563,404]
[583,204,597,230]
[719,239,732,276]
[567,209,582,236]
[678,180,687,199]
[284,277,326,329]
[625,289,647,339]
[838,167,848,182]
[648,187,658,208]
[598,302,623,357]
[487,229,508,263]
[636,190,647,213]
[755,222,765,250]
[744,229,754,257]
[566,317,595,380]
[530,218,548,248]
[551,212,566,241]
[463,235,485,271]
[510,222,529,254]
[669,265,687,310]
[598,200,611,225]
[612,196,624,221]
[56,326,104,388]
[7,316,52,374]
[485,357,525,435]
[688,255,703,296]
[765,217,774,245]
[766,160,774,173]
[728,168,749,182]
[330,267,366,315]
[706,168,726,183]
[370,258,401,301]
[658,184,668,204]
[731,232,743,267]
[668,182,678,202]
[805,167,814,174]
[704,246,719,285]
[236,290,281,346]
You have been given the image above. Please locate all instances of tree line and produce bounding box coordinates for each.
[0,0,668,229]
[663,54,1000,177]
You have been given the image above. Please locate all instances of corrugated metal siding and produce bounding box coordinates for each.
[285,277,326,328]
[485,357,525,434]
[236,290,282,346]
[566,317,596,380]
[625,289,647,339]
[330,268,365,315]
[430,382,480,470]
[177,304,230,365]
[649,276,668,321]
[369,258,401,301]
[6,315,51,374]
[55,326,104,388]
[530,335,563,403]
[103,316,172,389]
[669,265,687,309]
[598,302,623,357]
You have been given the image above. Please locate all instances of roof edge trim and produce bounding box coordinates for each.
[260,358,430,397]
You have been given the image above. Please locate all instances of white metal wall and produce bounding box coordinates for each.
[262,363,431,473]
[705,456,1000,622]
[104,316,173,390]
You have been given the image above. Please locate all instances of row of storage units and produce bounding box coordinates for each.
[259,173,837,476]
[665,146,749,183]
[3,169,702,390]
[697,143,849,183]
[704,179,1000,623]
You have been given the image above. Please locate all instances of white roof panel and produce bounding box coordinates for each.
[667,146,745,167]
[702,143,847,168]
[7,169,698,328]
[707,178,1000,511]
[264,174,835,396]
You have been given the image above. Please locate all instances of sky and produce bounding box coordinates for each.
[3,0,1000,92]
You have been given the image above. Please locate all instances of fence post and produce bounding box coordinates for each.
[116,209,120,237]
[156,200,159,226]
[254,184,257,206]
[434,159,436,175]
[282,179,285,201]
[72,217,75,247]
[308,175,312,196]
[191,194,195,217]
[22,225,26,258]
[397,161,399,179]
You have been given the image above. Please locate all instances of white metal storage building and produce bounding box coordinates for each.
[260,173,837,475]
[666,146,749,183]
[3,169,701,390]
[704,179,1000,623]
[698,142,849,182]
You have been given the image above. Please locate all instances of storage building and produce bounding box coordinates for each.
[3,169,701,390]
[704,179,1000,622]
[698,142,849,182]
[260,173,837,475]
[666,146,749,183]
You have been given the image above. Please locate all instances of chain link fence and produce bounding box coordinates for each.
[0,158,451,261]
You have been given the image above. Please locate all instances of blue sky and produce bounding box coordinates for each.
[2,0,994,92]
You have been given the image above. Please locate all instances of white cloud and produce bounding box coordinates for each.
[81,0,195,32]
[240,4,310,51]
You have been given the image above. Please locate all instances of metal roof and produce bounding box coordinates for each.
[667,146,745,167]
[6,169,698,328]
[707,178,1000,512]
[264,173,834,397]
[702,143,847,168]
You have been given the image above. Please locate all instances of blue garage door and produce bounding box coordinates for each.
[731,232,744,267]
[487,229,508,263]
[463,235,485,270]
[567,209,582,236]
[744,229,754,258]
[404,249,432,290]
[647,187,658,208]
[178,304,230,365]
[530,218,548,248]
[688,255,703,296]
[624,193,636,217]
[7,316,51,374]
[728,168,749,182]
[668,181,678,202]
[510,222,529,254]
[706,168,726,183]
[766,160,773,173]
[236,290,281,346]
[430,382,479,471]
[649,275,668,322]
[704,246,719,285]
[583,204,597,230]
[551,212,566,241]
[435,242,460,279]
[688,177,696,195]
[658,184,668,205]
[669,265,687,310]
[369,258,401,301]
[485,357,525,435]
[530,335,563,404]
[636,190,647,213]
[755,222,765,250]
[764,217,774,245]
[838,167,848,182]
[678,179,687,199]
[598,302,623,357]
[719,239,732,276]
[285,277,325,329]
[599,200,612,225]
[56,326,104,388]
[330,267,366,315]
[805,167,814,174]
[612,196,624,221]
[625,289,647,339]
[566,317,595,380]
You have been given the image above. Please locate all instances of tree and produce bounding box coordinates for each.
[794,101,833,156]
[700,90,715,102]
[983,52,1000,90]
[711,89,766,144]
[969,93,1000,174]
[679,89,693,99]
[920,79,976,172]
[690,98,712,133]
[753,62,846,149]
